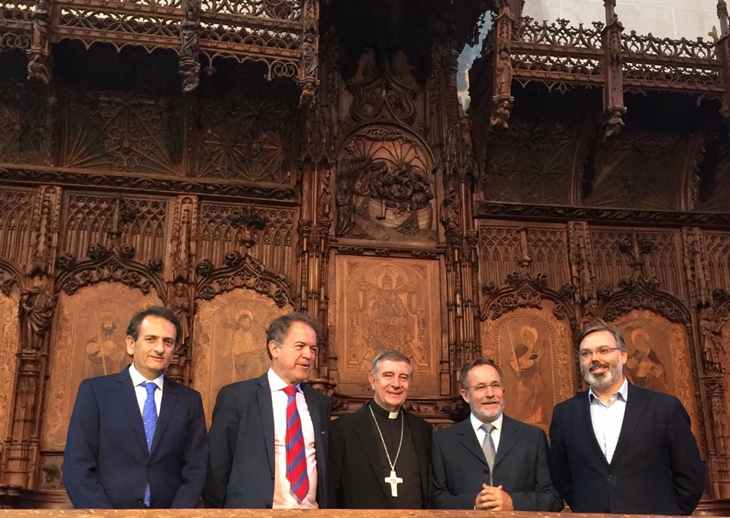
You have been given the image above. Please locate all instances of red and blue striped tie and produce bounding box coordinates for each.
[283,385,309,501]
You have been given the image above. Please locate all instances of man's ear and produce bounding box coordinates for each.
[125,335,135,356]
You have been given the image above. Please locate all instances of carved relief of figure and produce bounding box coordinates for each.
[84,311,128,377]
[508,324,549,426]
[19,284,55,352]
[625,328,669,393]
[578,298,606,330]
[171,282,192,350]
[219,309,268,383]
[699,308,727,369]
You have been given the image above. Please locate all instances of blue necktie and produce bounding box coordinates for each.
[142,382,158,506]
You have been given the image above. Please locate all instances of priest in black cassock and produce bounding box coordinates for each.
[328,349,432,508]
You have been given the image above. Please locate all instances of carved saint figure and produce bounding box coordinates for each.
[19,284,55,352]
[699,309,727,369]
[219,309,268,382]
[84,311,128,377]
[508,324,549,426]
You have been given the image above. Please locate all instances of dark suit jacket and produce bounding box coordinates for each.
[63,367,208,508]
[328,404,432,508]
[430,414,562,511]
[203,372,332,508]
[548,383,706,515]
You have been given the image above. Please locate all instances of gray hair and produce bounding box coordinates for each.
[371,349,414,379]
[459,358,503,389]
[577,325,628,351]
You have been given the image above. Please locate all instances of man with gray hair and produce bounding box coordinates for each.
[328,349,432,508]
[548,325,705,515]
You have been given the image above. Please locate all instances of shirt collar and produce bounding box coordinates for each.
[129,363,164,391]
[588,376,628,404]
[470,411,503,434]
[267,367,301,393]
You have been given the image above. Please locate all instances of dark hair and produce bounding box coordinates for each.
[459,358,503,389]
[576,325,628,352]
[265,311,321,359]
[126,306,182,345]
[371,349,414,379]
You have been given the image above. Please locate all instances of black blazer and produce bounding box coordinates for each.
[203,372,331,508]
[63,367,208,508]
[548,382,706,515]
[328,404,432,508]
[430,414,562,511]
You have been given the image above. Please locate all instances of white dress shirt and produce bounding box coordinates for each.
[470,412,503,451]
[129,363,163,416]
[588,377,628,463]
[268,368,318,509]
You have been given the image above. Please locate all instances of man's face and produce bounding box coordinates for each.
[269,321,317,385]
[126,315,177,380]
[460,364,505,423]
[368,359,411,412]
[579,330,627,390]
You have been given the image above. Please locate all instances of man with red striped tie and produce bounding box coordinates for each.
[204,312,332,508]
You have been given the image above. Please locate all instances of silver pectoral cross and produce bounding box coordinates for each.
[384,469,403,497]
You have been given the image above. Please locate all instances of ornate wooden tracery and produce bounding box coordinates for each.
[1,0,730,509]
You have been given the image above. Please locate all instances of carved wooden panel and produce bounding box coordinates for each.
[333,255,442,396]
[0,188,35,265]
[477,224,522,288]
[481,119,574,205]
[192,289,290,424]
[612,309,700,441]
[477,223,570,291]
[192,71,297,183]
[481,305,574,432]
[696,143,730,213]
[526,226,570,290]
[198,202,297,282]
[61,192,169,266]
[41,284,161,450]
[589,227,685,298]
[60,90,184,175]
[0,80,50,166]
[334,125,436,242]
[704,231,730,290]
[583,131,689,210]
[0,290,20,441]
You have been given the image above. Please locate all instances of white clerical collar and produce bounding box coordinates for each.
[128,363,164,391]
[370,400,401,419]
[470,411,503,434]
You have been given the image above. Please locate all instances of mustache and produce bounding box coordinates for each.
[589,361,610,372]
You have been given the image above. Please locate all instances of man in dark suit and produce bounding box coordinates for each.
[549,325,705,515]
[63,306,208,508]
[328,349,432,508]
[204,311,331,508]
[431,358,562,511]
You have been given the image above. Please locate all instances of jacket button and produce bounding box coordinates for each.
[483,469,489,474]
[606,475,613,481]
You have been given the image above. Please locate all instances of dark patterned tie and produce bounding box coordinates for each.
[142,382,158,506]
[283,385,309,501]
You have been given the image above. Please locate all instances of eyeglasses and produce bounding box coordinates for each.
[464,382,503,394]
[578,347,621,359]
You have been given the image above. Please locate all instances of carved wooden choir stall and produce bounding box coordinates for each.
[0,0,729,510]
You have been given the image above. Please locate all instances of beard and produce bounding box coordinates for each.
[472,398,504,423]
[581,360,622,391]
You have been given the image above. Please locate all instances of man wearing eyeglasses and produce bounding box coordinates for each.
[430,358,562,511]
[548,325,705,515]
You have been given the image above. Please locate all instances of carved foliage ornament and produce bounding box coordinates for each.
[55,244,165,298]
[481,271,576,322]
[195,250,294,308]
[597,276,689,324]
[346,64,418,126]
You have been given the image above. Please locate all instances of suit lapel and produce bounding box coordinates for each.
[494,416,518,468]
[256,374,276,475]
[352,404,389,499]
[611,383,648,464]
[456,418,488,466]
[575,390,608,465]
[114,367,148,453]
[150,377,178,457]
